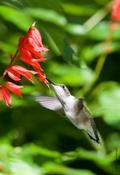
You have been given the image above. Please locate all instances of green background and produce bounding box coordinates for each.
[0,0,120,174]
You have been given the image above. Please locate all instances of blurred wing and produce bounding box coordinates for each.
[33,96,63,111]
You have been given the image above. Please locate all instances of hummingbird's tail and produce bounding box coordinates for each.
[86,117,100,144]
[88,132,99,144]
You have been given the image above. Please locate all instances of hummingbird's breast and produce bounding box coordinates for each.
[63,97,78,118]
[63,98,90,130]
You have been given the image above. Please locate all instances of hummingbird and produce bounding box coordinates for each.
[34,79,100,144]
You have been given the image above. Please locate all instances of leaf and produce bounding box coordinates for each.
[0,141,42,175]
[43,162,96,175]
[63,148,116,174]
[43,25,79,65]
[9,160,41,175]
[0,41,17,54]
[48,62,95,86]
[0,0,23,8]
[90,82,120,129]
[65,23,86,35]
[87,22,120,40]
[61,3,96,16]
[106,132,120,152]
[0,5,33,31]
[81,42,120,62]
[25,7,67,27]
[30,144,61,158]
[44,31,61,55]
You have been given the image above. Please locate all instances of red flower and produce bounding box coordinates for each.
[18,26,48,58]
[18,23,49,86]
[35,68,48,83]
[0,82,24,107]
[0,23,49,107]
[112,0,120,22]
[18,48,45,70]
[0,87,12,107]
[3,65,37,83]
[5,82,24,97]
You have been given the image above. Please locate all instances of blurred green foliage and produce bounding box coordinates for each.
[0,0,120,175]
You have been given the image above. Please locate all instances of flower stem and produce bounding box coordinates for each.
[10,49,19,65]
[1,49,19,79]
[83,1,113,31]
[95,54,106,80]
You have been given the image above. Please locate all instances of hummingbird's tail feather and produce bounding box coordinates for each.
[86,118,100,144]
[88,133,100,144]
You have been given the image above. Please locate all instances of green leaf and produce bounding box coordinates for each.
[30,144,61,159]
[43,162,96,175]
[44,31,61,55]
[61,3,96,16]
[25,7,67,27]
[0,5,33,31]
[65,23,86,35]
[0,0,23,9]
[81,42,120,62]
[63,148,116,174]
[0,41,16,54]
[106,133,120,152]
[87,22,120,40]
[43,25,78,65]
[90,82,120,129]
[48,62,95,86]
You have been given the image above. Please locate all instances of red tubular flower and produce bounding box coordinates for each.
[19,26,48,57]
[112,0,120,22]
[18,48,45,70]
[0,82,24,106]
[5,82,24,97]
[0,23,49,107]
[3,65,37,83]
[19,56,44,70]
[18,23,49,86]
[0,86,12,107]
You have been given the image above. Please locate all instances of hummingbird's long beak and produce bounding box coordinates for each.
[46,78,56,85]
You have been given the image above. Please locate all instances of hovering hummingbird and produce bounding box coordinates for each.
[34,79,100,144]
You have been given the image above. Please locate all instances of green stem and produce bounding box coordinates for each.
[95,54,106,80]
[83,1,113,31]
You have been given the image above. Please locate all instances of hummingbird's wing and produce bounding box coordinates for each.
[78,105,99,144]
[69,99,99,144]
[33,96,63,112]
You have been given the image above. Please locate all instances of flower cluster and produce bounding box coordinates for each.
[0,23,48,107]
[103,0,120,53]
[112,0,120,22]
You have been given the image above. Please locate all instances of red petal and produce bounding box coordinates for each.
[1,87,12,107]
[19,36,26,48]
[27,27,42,48]
[5,82,24,97]
[26,26,48,53]
[30,48,45,59]
[27,37,43,52]
[37,76,49,86]
[19,56,43,70]
[27,37,48,53]
[112,0,120,22]
[19,47,33,59]
[9,65,37,83]
[36,71,48,86]
[10,65,36,74]
[8,71,21,81]
[0,88,3,101]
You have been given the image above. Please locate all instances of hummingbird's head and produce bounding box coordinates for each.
[47,79,71,103]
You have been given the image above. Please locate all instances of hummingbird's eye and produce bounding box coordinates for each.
[61,85,65,89]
